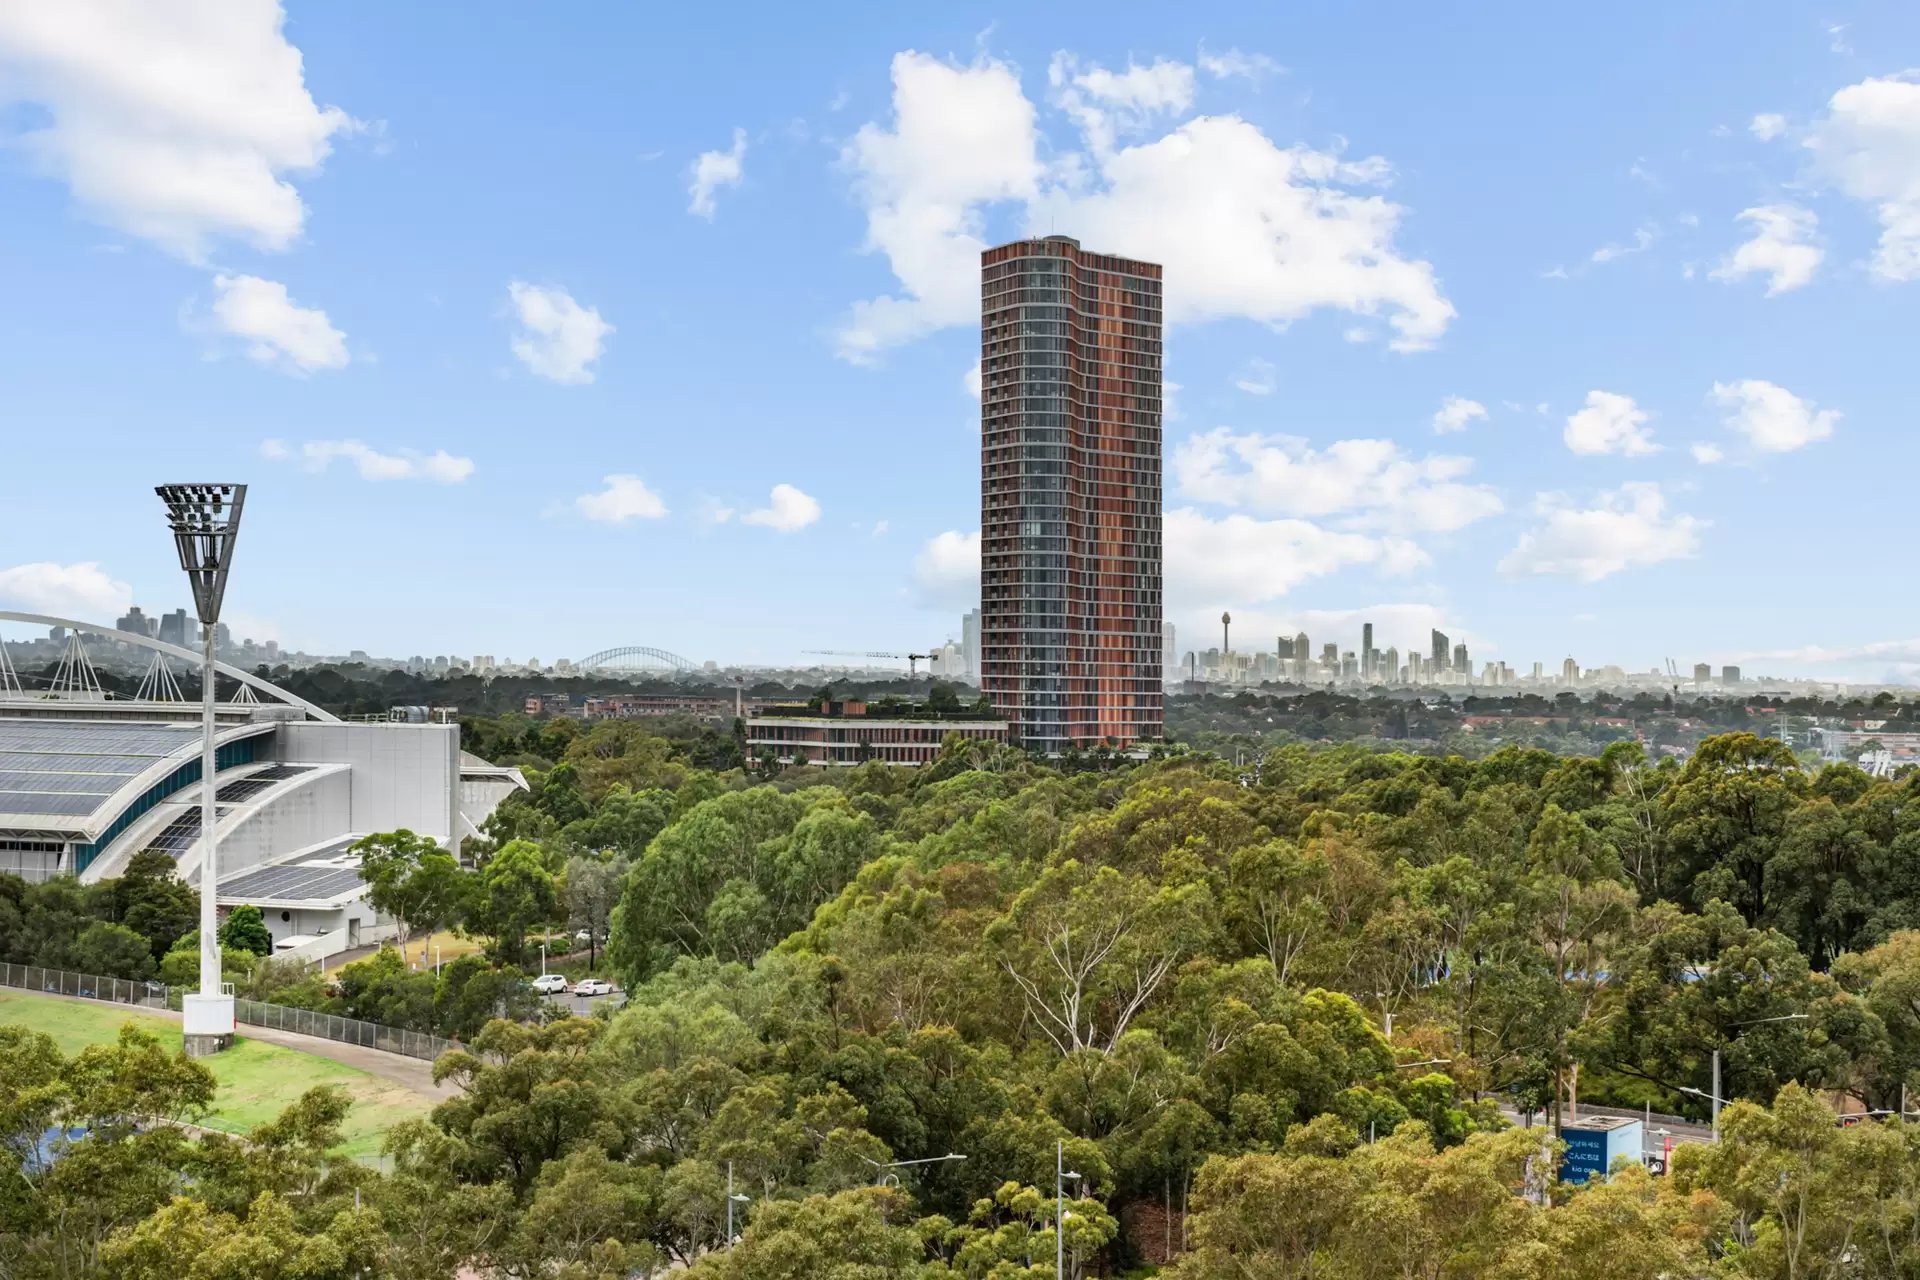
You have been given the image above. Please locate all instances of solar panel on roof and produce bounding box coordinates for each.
[0,724,201,756]
[220,861,365,902]
[215,778,276,803]
[0,753,152,775]
[0,771,122,794]
[0,791,105,817]
[148,811,203,854]
[247,764,312,782]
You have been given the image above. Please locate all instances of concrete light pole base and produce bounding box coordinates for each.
[182,993,236,1058]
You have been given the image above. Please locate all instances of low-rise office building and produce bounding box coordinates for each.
[747,702,1009,766]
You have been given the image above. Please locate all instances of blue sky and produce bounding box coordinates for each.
[3,2,1919,681]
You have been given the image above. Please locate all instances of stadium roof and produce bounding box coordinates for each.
[0,717,273,837]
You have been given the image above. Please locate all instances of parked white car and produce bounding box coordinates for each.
[531,973,569,995]
[571,977,615,997]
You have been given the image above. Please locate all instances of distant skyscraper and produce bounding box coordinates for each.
[1276,634,1294,661]
[1383,646,1399,681]
[1161,621,1177,677]
[116,606,155,638]
[1721,665,1741,685]
[962,608,982,681]
[979,235,1164,751]
[1693,663,1711,686]
[157,608,189,648]
[1565,657,1581,685]
[1431,630,1450,672]
[1453,643,1469,677]
[1361,623,1373,676]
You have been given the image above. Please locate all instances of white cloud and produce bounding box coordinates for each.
[742,483,821,533]
[1750,112,1788,141]
[1234,357,1275,396]
[871,520,889,537]
[0,0,353,261]
[574,475,668,524]
[1805,73,1920,280]
[836,53,1041,362]
[1048,53,1195,157]
[0,561,133,619]
[1709,378,1839,452]
[261,438,473,483]
[1710,204,1822,294]
[837,49,1455,360]
[1028,114,1454,352]
[508,281,612,384]
[1498,483,1703,582]
[1564,390,1658,456]
[1197,48,1282,82]
[1172,428,1503,533]
[963,359,981,401]
[1690,442,1724,464]
[1432,395,1487,434]
[1591,226,1655,263]
[688,127,747,219]
[913,529,980,608]
[1166,508,1425,607]
[209,273,347,373]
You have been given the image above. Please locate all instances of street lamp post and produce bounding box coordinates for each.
[857,1152,967,1186]
[156,484,246,1059]
[1681,1013,1809,1141]
[721,1166,744,1243]
[1056,1139,1082,1280]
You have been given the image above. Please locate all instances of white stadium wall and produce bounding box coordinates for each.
[273,722,461,846]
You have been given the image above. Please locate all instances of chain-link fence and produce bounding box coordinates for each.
[0,961,456,1063]
[0,962,170,1008]
[231,998,455,1062]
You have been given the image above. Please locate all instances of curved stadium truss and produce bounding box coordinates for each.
[578,646,698,674]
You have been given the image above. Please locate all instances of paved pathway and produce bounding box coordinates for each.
[8,989,459,1101]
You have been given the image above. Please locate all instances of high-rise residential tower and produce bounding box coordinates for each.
[979,236,1164,752]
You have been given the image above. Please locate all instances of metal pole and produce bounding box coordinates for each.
[199,621,220,998]
[727,1161,735,1245]
[1711,1047,1721,1142]
[1056,1138,1064,1280]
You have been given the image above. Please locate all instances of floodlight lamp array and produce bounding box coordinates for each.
[155,484,246,625]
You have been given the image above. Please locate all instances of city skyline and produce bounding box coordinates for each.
[3,6,1920,684]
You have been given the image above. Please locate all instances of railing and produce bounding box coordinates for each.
[230,998,456,1063]
[1,962,457,1063]
[0,962,170,1007]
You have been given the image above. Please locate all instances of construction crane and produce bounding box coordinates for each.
[802,650,933,698]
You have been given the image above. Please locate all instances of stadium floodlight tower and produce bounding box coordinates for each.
[156,483,246,1057]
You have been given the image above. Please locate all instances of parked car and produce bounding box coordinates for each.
[531,973,569,995]
[572,977,615,997]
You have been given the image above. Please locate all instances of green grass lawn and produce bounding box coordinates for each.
[0,992,433,1158]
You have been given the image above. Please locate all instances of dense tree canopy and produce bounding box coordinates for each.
[15,721,1920,1276]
